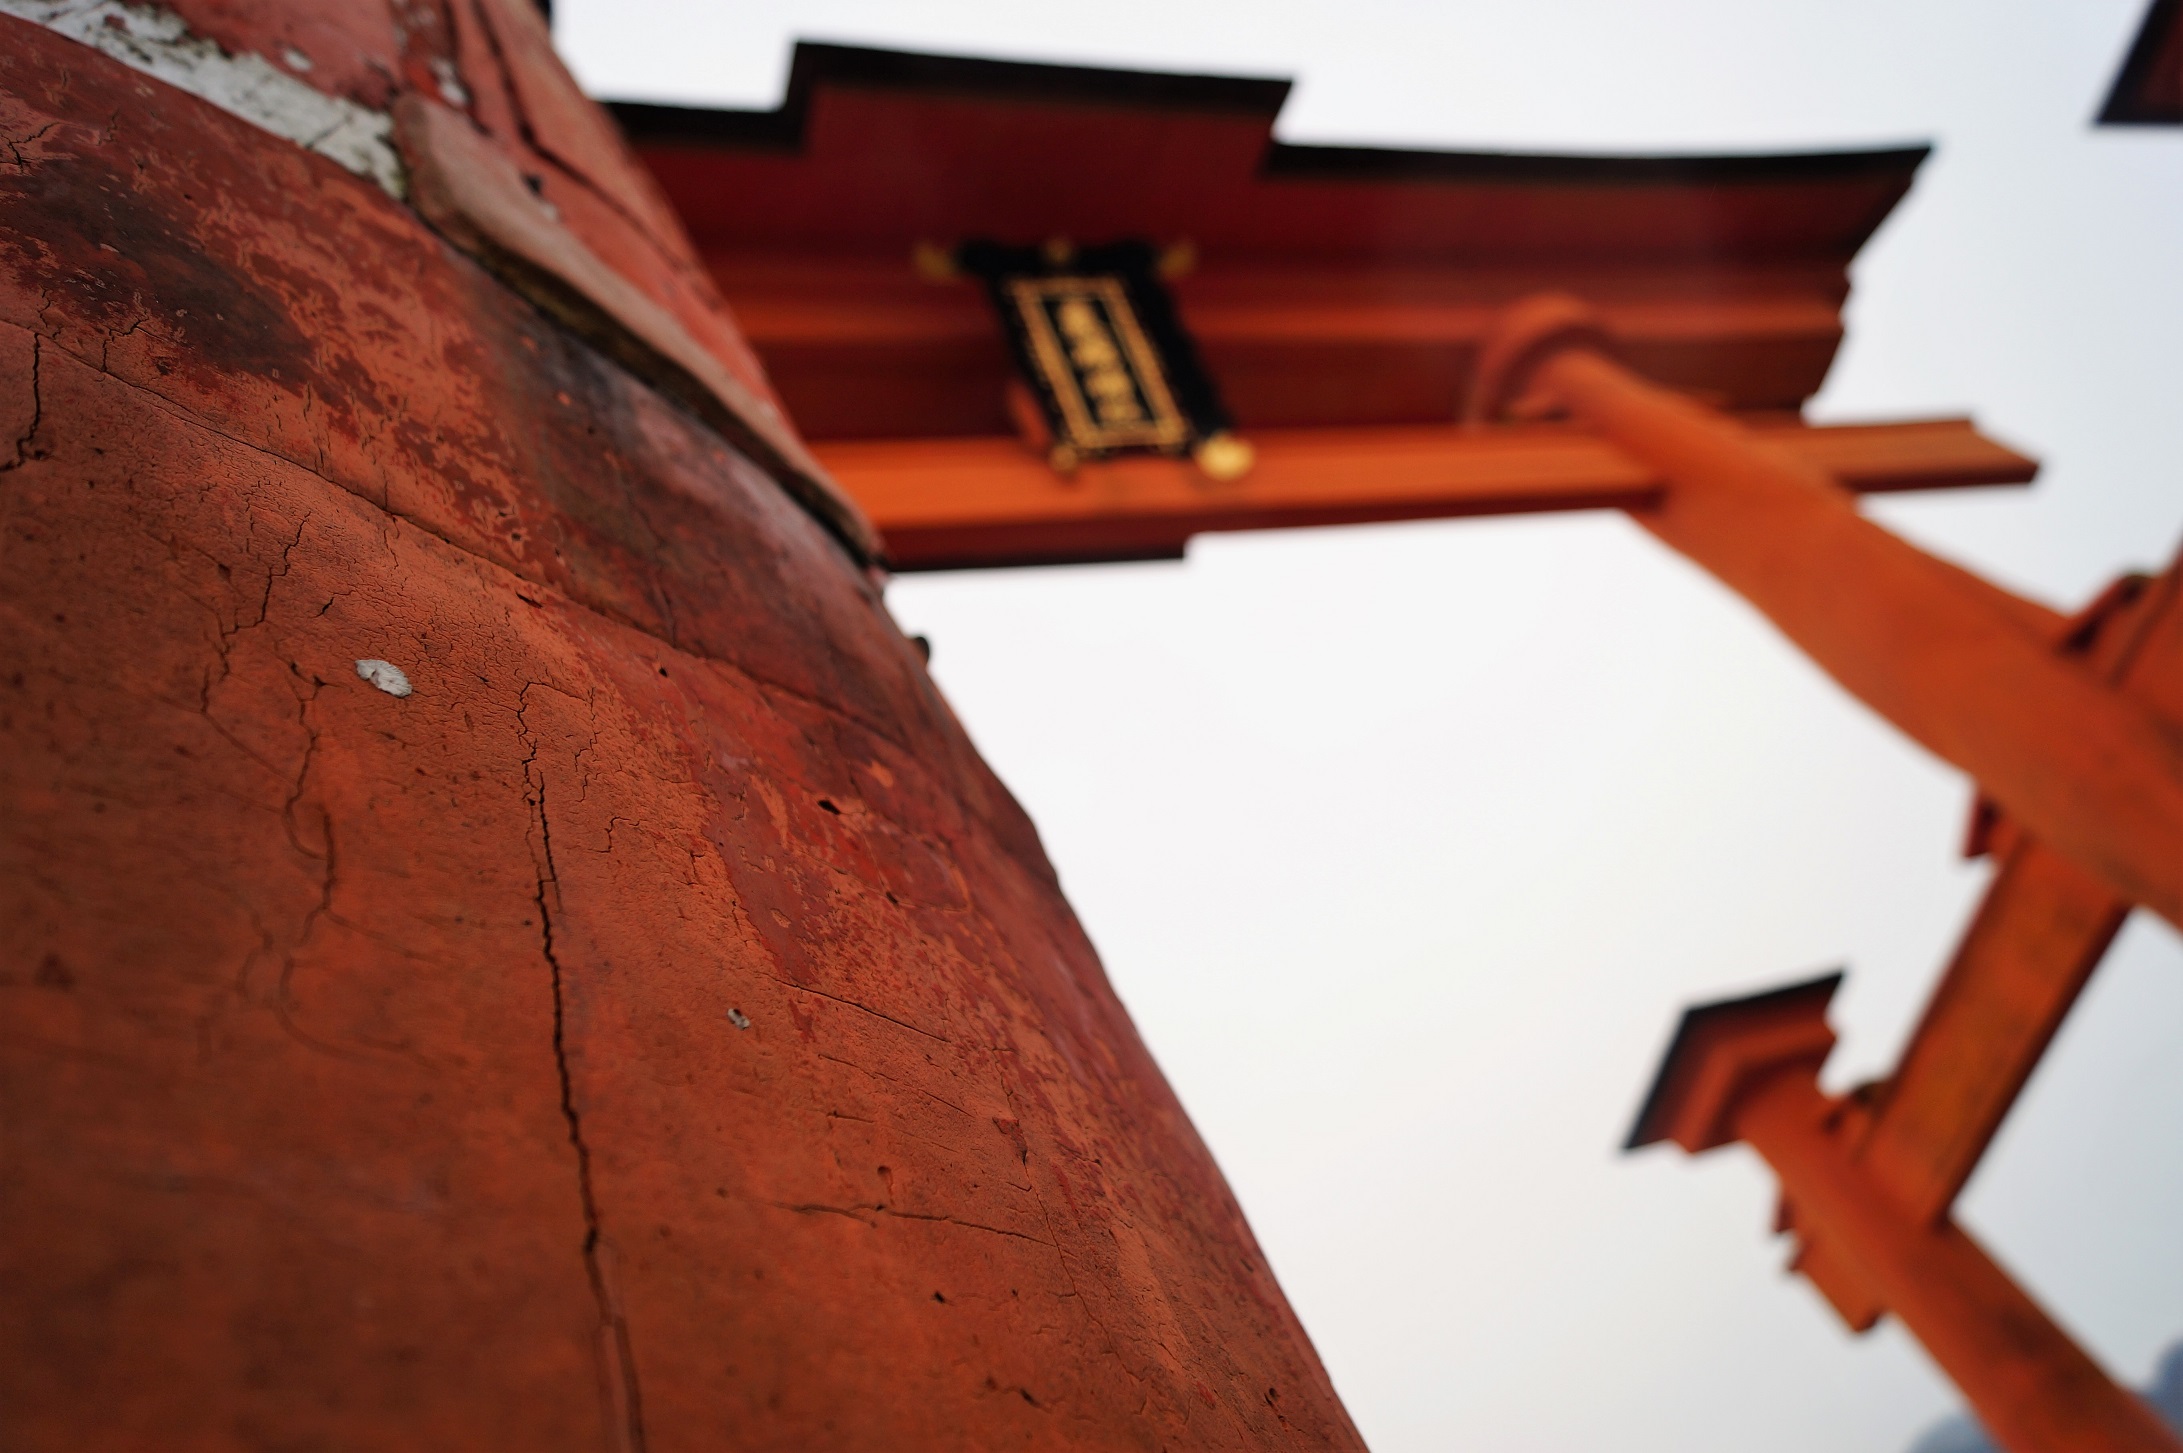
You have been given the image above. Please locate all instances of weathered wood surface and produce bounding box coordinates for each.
[0,12,1357,1449]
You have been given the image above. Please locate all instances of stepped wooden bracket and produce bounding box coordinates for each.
[1630,979,2183,1453]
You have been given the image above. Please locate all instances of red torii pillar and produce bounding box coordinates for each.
[1470,295,2183,1452]
[1469,295,2183,933]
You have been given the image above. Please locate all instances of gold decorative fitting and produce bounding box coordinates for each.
[1192,431,1255,482]
[911,241,961,281]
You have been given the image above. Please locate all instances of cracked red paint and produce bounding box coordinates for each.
[0,6,1360,1449]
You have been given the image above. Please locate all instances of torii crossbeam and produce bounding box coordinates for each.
[610,43,2036,570]
[609,43,2180,1452]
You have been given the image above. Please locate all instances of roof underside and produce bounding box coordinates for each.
[610,43,1927,265]
[606,44,1932,438]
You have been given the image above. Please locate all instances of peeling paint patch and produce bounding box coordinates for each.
[0,0,405,198]
[355,658,412,697]
[428,56,469,109]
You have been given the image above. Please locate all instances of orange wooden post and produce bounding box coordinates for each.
[1470,295,2183,930]
[1629,981,2183,1453]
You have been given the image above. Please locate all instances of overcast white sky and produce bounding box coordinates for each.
[561,5,2183,1448]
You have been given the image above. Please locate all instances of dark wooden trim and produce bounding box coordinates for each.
[607,41,1290,151]
[2098,0,2182,125]
[1259,140,1929,188]
[607,40,1930,204]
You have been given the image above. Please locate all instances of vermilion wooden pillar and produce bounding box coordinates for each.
[1470,294,2183,931]
[0,7,1359,1449]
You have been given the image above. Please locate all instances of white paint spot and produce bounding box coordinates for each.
[355,659,413,697]
[279,45,311,73]
[1,0,405,198]
[727,1008,752,1030]
[429,56,469,109]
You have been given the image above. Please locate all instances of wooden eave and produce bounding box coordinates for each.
[607,44,2034,570]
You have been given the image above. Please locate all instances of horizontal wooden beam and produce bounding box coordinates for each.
[817,417,2036,571]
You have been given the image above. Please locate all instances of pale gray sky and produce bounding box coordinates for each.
[561,5,2183,1448]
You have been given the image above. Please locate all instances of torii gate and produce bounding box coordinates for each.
[615,42,2183,1452]
[3,5,2174,1447]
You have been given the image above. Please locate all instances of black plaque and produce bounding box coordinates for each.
[956,240,1241,473]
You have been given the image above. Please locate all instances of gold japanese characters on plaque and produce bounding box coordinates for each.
[952,239,1253,481]
[1008,275,1191,454]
